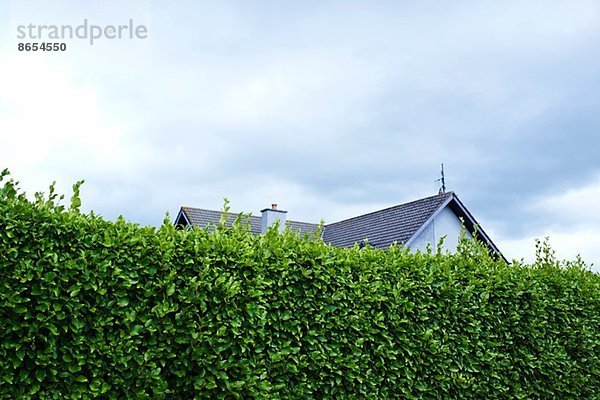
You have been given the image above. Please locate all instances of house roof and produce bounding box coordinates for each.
[178,207,320,236]
[322,192,453,248]
[176,192,503,259]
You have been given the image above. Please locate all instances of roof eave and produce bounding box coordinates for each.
[449,195,507,262]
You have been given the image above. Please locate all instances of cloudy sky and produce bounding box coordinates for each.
[1,1,599,271]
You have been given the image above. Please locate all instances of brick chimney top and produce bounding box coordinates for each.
[271,203,277,210]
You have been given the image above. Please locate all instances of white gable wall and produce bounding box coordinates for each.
[408,206,472,253]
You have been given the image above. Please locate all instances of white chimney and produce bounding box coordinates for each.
[261,203,287,233]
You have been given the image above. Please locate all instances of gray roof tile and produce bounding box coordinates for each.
[180,207,320,236]
[321,193,452,248]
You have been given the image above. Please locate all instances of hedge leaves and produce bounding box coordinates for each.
[1,170,599,398]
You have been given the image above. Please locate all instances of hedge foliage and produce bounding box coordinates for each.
[1,169,599,399]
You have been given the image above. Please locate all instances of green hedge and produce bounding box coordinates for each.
[1,170,599,399]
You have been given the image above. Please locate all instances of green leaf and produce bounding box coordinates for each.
[16,348,26,362]
[68,364,82,373]
[14,305,28,313]
[166,283,176,296]
[35,369,46,382]
[47,324,59,335]
[44,271,57,281]
[131,325,143,336]
[89,379,102,392]
[69,180,84,212]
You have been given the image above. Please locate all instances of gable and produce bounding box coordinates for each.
[405,195,504,260]
[408,206,473,252]
[321,193,452,249]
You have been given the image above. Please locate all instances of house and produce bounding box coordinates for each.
[175,192,503,258]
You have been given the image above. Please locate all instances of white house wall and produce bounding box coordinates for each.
[409,206,472,253]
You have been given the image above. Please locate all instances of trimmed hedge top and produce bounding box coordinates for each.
[1,170,599,399]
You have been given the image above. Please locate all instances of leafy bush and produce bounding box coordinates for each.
[1,170,599,398]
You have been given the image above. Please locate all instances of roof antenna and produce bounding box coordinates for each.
[436,163,446,194]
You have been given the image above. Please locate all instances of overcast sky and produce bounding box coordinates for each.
[1,1,599,271]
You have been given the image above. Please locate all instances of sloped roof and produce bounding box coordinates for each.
[176,192,502,258]
[177,193,453,249]
[178,207,320,236]
[322,193,452,248]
